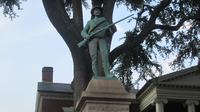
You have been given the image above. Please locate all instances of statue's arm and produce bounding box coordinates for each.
[81,21,90,39]
[101,17,117,35]
[106,20,117,35]
[109,24,117,34]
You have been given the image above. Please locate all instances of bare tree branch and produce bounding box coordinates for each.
[154,15,200,30]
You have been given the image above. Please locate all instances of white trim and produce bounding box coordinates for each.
[139,87,157,111]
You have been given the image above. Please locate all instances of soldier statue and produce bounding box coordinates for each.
[81,6,116,78]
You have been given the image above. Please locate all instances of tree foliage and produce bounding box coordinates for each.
[0,0,25,18]
[111,0,200,87]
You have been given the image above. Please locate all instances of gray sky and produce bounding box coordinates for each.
[0,0,176,111]
[0,0,73,111]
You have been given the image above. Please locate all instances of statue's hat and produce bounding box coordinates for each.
[91,5,103,15]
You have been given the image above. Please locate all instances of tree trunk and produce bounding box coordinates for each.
[42,0,92,105]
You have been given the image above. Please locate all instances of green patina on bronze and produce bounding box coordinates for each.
[81,6,116,79]
[80,6,134,79]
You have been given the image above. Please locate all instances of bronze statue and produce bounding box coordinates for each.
[81,6,116,78]
[80,5,134,79]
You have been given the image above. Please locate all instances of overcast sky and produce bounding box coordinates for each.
[0,0,74,111]
[0,0,179,112]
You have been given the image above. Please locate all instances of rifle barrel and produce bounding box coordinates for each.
[91,13,134,37]
[77,13,134,48]
[112,13,134,26]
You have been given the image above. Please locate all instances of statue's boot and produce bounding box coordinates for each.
[92,63,99,78]
[102,59,116,79]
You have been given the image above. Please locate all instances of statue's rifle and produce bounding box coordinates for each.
[77,13,134,48]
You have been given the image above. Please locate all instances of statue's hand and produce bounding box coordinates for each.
[109,25,117,34]
[83,35,90,39]
[112,25,117,33]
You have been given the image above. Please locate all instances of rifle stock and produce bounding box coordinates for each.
[77,38,89,48]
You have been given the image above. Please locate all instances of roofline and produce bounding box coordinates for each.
[158,83,200,89]
[137,65,200,98]
[37,82,73,93]
[158,65,199,82]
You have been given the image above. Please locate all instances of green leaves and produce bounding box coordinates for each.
[0,0,26,19]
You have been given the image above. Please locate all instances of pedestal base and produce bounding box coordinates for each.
[75,78,135,112]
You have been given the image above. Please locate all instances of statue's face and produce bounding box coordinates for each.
[93,8,101,16]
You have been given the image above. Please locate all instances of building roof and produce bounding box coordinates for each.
[137,65,200,96]
[37,82,73,93]
[36,82,73,112]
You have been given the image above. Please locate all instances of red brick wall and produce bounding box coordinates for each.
[42,99,73,112]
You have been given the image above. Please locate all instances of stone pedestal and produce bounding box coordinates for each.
[75,78,135,112]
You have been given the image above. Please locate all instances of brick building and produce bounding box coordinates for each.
[35,67,73,112]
